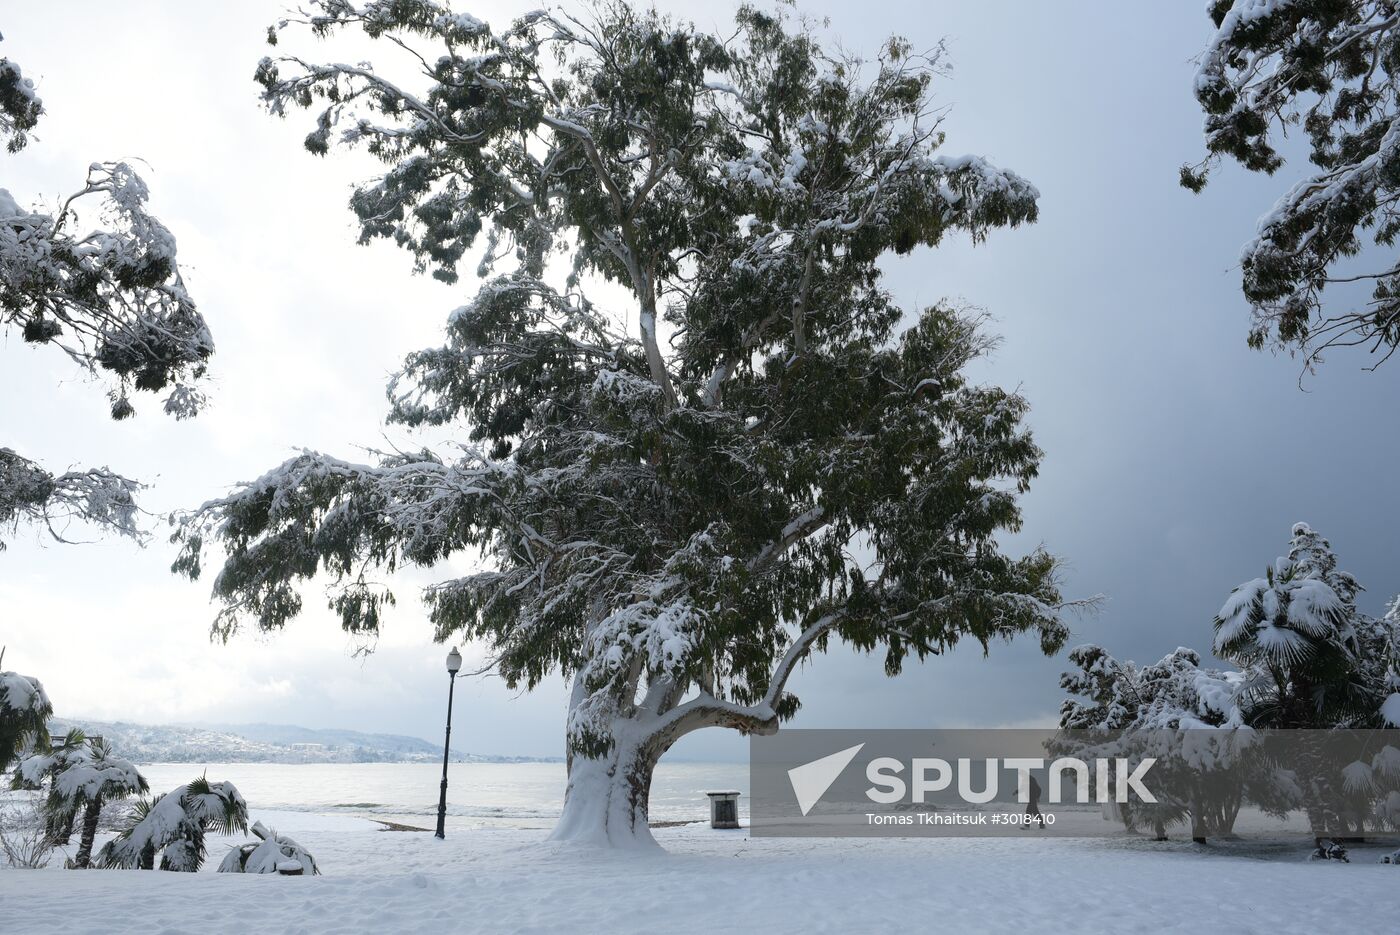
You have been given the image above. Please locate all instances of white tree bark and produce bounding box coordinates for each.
[548,615,837,848]
[549,740,660,849]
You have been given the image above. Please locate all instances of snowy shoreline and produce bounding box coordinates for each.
[3,822,1398,934]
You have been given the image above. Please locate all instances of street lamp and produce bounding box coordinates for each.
[435,646,463,839]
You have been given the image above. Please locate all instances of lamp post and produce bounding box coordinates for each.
[435,646,462,840]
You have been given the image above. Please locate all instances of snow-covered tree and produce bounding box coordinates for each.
[0,27,213,548]
[218,820,319,875]
[1214,524,1385,730]
[100,776,248,872]
[16,735,147,868]
[1184,1,1400,369]
[1380,596,1400,728]
[175,1,1075,847]
[10,727,87,845]
[1214,523,1400,842]
[1058,645,1250,841]
[0,654,50,772]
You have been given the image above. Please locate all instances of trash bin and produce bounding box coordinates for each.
[707,791,741,829]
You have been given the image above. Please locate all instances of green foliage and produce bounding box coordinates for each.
[1189,1,1400,368]
[0,661,51,772]
[180,0,1070,759]
[0,39,43,153]
[1213,524,1395,730]
[99,774,249,872]
[1,35,213,548]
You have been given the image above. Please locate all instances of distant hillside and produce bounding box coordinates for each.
[48,718,559,765]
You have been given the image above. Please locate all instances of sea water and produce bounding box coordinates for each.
[139,761,749,832]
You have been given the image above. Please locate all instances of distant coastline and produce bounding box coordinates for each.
[48,717,562,765]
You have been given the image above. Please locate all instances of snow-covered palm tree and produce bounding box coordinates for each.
[0,655,51,772]
[218,820,318,876]
[18,735,147,867]
[1214,524,1400,844]
[1214,524,1375,730]
[100,776,247,872]
[11,727,88,844]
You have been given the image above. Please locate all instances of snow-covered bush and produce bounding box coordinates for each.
[218,821,318,876]
[99,776,247,872]
[175,0,1078,848]
[1214,525,1400,839]
[1063,523,1400,846]
[1057,645,1252,841]
[0,790,54,869]
[11,728,88,845]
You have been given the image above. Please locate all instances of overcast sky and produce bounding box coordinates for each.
[3,1,1398,762]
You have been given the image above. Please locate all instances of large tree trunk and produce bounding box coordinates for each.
[549,741,660,850]
[73,795,103,868]
[547,622,800,849]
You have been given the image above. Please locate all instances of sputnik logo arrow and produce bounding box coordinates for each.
[787,743,865,816]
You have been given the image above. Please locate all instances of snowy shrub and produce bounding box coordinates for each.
[1057,645,1252,840]
[0,790,55,869]
[99,776,247,872]
[1212,525,1400,841]
[11,728,88,845]
[218,821,319,876]
[1214,525,1399,734]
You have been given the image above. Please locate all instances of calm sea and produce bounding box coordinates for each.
[138,761,749,832]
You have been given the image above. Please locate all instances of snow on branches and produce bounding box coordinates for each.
[0,163,212,421]
[1060,645,1244,737]
[0,447,142,547]
[1,29,214,547]
[0,32,42,153]
[180,0,1072,845]
[1057,645,1250,839]
[1187,0,1400,368]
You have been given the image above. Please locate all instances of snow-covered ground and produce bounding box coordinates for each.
[3,815,1397,934]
